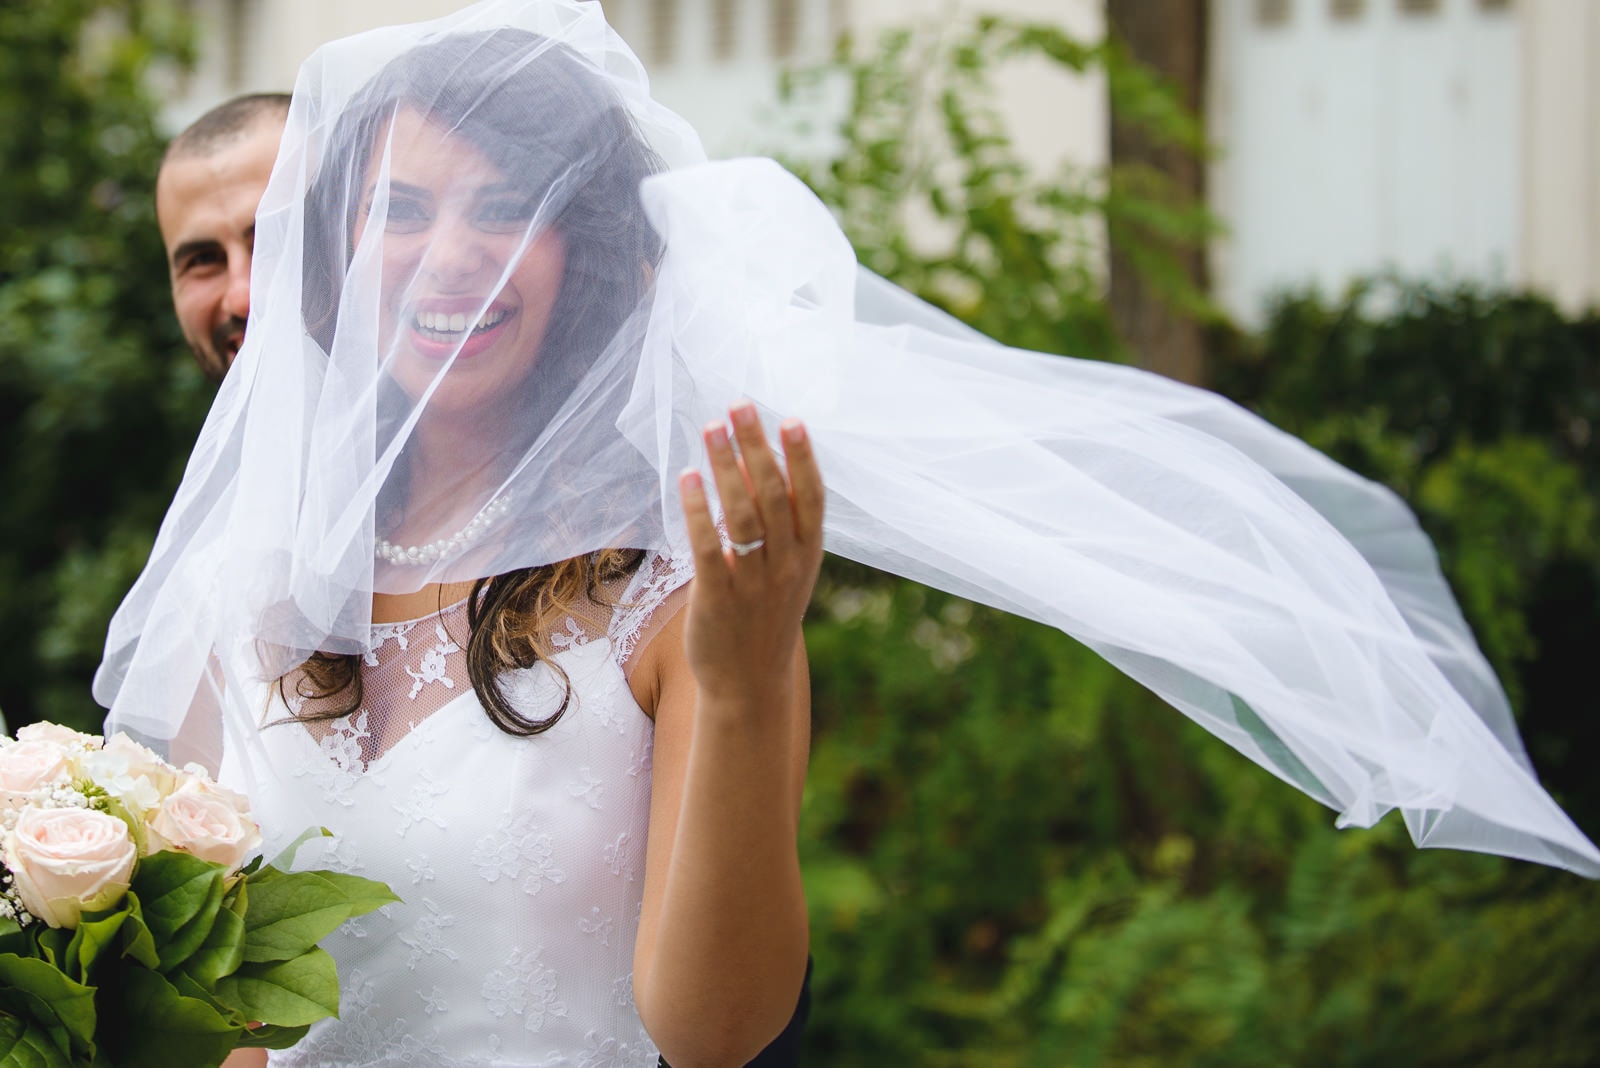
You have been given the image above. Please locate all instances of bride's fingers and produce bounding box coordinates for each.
[729,402,795,553]
[778,420,824,549]
[679,468,731,583]
[703,418,765,554]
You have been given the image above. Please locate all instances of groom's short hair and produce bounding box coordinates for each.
[164,92,291,165]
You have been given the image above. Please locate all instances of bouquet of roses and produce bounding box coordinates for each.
[0,720,398,1067]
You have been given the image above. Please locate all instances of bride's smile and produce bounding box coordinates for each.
[407,297,516,359]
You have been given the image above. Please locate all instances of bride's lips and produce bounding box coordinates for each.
[405,298,516,361]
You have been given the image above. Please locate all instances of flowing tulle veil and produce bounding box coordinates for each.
[93,0,1598,876]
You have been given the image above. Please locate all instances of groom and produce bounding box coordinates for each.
[155,92,289,383]
[160,94,814,1068]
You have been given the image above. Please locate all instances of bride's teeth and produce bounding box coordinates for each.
[415,308,508,336]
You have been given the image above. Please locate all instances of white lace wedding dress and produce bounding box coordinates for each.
[226,553,691,1067]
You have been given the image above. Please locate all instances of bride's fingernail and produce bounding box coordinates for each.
[704,421,729,447]
[680,469,703,491]
[731,401,757,427]
[781,420,806,445]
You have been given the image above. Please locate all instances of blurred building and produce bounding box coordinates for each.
[163,0,1100,166]
[1209,0,1598,323]
[162,0,1596,327]
[163,0,856,155]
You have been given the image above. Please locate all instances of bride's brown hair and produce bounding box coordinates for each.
[289,548,645,735]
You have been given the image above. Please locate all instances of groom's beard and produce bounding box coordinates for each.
[190,315,247,384]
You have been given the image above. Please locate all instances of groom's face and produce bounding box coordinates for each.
[156,117,284,383]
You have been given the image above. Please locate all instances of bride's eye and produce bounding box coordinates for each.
[475,197,538,234]
[381,195,432,234]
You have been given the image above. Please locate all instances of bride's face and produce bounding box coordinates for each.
[353,107,567,417]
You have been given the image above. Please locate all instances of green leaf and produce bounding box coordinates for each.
[131,850,227,971]
[166,970,245,1027]
[65,898,135,981]
[33,928,72,973]
[214,948,341,1027]
[238,868,387,964]
[96,967,239,1068]
[308,870,402,918]
[178,900,245,990]
[0,954,97,1059]
[117,891,161,969]
[0,1011,74,1068]
[264,826,331,872]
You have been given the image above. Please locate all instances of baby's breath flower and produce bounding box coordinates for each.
[0,872,35,927]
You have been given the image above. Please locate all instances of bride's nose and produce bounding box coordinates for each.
[419,220,490,283]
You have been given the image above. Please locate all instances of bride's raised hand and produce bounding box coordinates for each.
[678,402,824,705]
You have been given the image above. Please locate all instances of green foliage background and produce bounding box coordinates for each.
[1,6,1596,1066]
[0,0,209,735]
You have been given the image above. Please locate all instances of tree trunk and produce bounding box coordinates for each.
[1105,0,1209,385]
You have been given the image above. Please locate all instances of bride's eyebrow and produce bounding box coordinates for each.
[385,180,432,200]
[475,182,528,198]
[360,179,431,208]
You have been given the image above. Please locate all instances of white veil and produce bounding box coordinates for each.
[94,0,1599,876]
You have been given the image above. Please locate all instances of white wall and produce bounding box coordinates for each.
[1208,0,1521,326]
[161,0,1106,169]
[621,0,838,158]
[161,0,838,156]
[1520,0,1600,313]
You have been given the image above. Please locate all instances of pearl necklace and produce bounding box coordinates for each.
[375,492,515,566]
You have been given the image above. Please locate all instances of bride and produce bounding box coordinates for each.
[111,12,816,1068]
[96,0,1597,1065]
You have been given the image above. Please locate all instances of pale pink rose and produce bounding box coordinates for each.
[14,722,101,749]
[146,778,262,873]
[79,732,181,817]
[0,741,74,811]
[4,806,136,928]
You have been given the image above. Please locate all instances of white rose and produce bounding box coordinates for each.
[0,741,74,811]
[79,732,182,817]
[14,722,102,750]
[4,806,136,929]
[146,778,262,873]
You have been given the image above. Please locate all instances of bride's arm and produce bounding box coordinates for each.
[631,408,821,1067]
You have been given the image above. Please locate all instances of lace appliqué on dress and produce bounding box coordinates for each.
[607,552,695,664]
[482,946,569,1033]
[407,622,461,699]
[398,897,460,970]
[271,967,483,1068]
[290,600,475,782]
[473,811,567,896]
[303,708,370,808]
[579,1029,659,1068]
